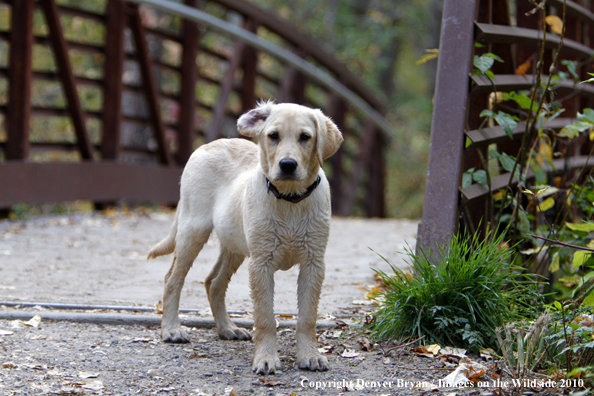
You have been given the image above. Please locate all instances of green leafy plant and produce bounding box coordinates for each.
[370,230,542,352]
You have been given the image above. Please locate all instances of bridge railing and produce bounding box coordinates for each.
[0,0,391,217]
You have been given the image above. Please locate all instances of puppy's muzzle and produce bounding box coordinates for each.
[279,158,298,178]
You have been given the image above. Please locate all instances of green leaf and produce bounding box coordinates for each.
[580,72,594,84]
[462,172,473,188]
[475,42,484,48]
[501,92,538,112]
[573,250,594,270]
[537,197,555,212]
[561,60,579,83]
[474,55,495,74]
[549,252,560,272]
[499,153,517,173]
[578,108,594,125]
[472,170,487,186]
[566,222,594,233]
[484,52,504,62]
[518,208,530,233]
[559,121,591,139]
[493,112,517,139]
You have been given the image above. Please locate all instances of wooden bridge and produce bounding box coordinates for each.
[0,0,391,217]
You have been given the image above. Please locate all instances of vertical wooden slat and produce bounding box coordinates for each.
[39,0,94,160]
[206,18,258,142]
[129,3,172,165]
[102,0,126,161]
[177,0,200,164]
[327,94,346,213]
[241,27,258,112]
[365,130,386,218]
[339,121,376,216]
[6,0,34,160]
[416,0,478,257]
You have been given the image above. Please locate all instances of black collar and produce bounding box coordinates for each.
[266,176,321,203]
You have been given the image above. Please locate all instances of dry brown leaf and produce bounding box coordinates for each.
[358,337,374,351]
[78,372,99,379]
[2,362,15,369]
[23,314,41,328]
[516,58,532,75]
[278,313,293,318]
[258,378,286,387]
[318,345,334,354]
[154,300,163,314]
[545,15,564,35]
[340,349,360,358]
[224,386,237,396]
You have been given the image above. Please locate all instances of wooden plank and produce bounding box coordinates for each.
[128,3,172,165]
[6,0,34,160]
[39,0,94,160]
[476,23,594,59]
[177,0,199,164]
[465,118,576,148]
[101,0,126,160]
[277,66,305,104]
[240,22,259,112]
[471,74,594,97]
[0,162,182,208]
[365,130,386,218]
[34,35,105,55]
[417,0,478,256]
[460,155,594,203]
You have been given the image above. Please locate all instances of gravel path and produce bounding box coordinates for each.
[0,210,418,315]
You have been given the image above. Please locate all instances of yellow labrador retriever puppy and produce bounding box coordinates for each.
[148,101,343,375]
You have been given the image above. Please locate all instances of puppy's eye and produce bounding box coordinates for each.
[299,133,311,142]
[268,132,279,141]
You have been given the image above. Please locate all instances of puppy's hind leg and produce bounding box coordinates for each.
[205,248,250,340]
[161,227,211,343]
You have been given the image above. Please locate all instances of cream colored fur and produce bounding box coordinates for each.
[148,102,343,375]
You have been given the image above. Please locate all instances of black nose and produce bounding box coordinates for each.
[279,158,298,174]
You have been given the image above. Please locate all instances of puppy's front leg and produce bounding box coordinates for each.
[249,257,281,375]
[296,259,329,371]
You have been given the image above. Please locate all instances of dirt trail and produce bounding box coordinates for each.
[0,210,418,315]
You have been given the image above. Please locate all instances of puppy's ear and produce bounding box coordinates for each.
[237,101,274,137]
[313,110,344,166]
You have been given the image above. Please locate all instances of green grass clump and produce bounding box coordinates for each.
[371,231,542,352]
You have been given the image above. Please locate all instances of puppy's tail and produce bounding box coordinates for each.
[147,209,178,260]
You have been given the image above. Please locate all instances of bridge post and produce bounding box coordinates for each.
[416,0,478,260]
[6,0,34,161]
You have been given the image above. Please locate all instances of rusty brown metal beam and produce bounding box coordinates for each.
[416,0,478,256]
[0,162,181,208]
[39,0,95,160]
[6,0,34,160]
[327,94,346,213]
[102,0,126,160]
[177,0,200,164]
[128,3,173,165]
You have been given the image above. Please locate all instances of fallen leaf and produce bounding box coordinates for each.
[78,372,99,379]
[442,363,471,387]
[318,345,334,354]
[413,344,441,355]
[224,386,237,396]
[324,329,342,339]
[440,346,467,358]
[352,299,374,306]
[258,378,286,387]
[340,349,360,358]
[0,329,13,336]
[81,380,104,390]
[2,362,15,368]
[154,300,163,314]
[278,313,293,318]
[516,57,532,75]
[545,15,564,35]
[358,337,374,351]
[23,314,42,328]
[480,348,498,360]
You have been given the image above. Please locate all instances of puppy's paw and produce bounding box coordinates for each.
[161,327,190,343]
[252,354,281,375]
[218,326,252,341]
[297,353,329,371]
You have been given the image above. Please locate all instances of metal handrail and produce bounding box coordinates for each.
[124,0,395,137]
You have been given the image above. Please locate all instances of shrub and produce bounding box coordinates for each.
[370,231,543,352]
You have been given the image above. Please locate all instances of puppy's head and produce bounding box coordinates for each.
[237,101,343,194]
